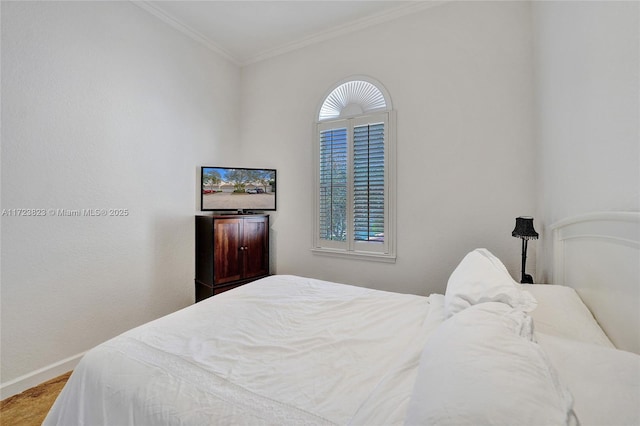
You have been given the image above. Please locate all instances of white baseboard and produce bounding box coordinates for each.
[0,352,85,400]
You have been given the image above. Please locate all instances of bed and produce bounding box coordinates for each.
[44,212,640,425]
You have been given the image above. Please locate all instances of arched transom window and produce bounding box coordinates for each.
[313,77,396,262]
[318,80,388,121]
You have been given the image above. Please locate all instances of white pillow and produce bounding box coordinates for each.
[404,303,578,426]
[536,332,640,426]
[444,248,537,318]
[526,284,614,347]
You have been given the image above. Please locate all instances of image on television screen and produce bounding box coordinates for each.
[201,167,276,211]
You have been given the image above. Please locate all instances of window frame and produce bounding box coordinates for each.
[313,109,396,263]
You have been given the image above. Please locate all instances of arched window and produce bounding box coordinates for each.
[313,76,396,262]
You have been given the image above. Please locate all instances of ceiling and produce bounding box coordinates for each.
[136,1,443,66]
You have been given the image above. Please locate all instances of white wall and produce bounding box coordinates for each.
[8,0,634,399]
[532,1,640,282]
[1,1,240,395]
[240,1,537,296]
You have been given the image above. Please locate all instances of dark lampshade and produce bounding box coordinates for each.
[512,217,539,240]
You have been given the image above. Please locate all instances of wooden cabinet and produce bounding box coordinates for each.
[195,215,269,302]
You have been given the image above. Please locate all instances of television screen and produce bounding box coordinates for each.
[201,167,276,212]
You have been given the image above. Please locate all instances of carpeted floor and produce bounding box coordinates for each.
[0,371,71,426]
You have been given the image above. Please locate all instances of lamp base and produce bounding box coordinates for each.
[521,274,534,284]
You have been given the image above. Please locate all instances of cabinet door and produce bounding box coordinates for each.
[243,216,269,279]
[213,218,243,285]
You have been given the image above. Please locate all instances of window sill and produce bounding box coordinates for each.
[311,248,396,263]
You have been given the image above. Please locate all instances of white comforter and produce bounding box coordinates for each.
[44,275,445,426]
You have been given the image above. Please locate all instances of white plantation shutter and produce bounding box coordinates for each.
[319,127,347,242]
[314,77,395,262]
[353,122,385,243]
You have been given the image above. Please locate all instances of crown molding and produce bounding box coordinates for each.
[131,0,449,68]
[243,1,449,66]
[131,1,240,66]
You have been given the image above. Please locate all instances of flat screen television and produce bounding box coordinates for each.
[201,166,276,212]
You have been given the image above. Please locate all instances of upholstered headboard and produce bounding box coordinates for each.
[550,212,640,354]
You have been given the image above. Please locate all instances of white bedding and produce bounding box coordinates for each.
[45,271,639,426]
[44,275,446,426]
[405,303,578,426]
[527,284,614,347]
[528,285,639,426]
[536,333,640,426]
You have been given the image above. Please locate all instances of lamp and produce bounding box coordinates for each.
[512,216,538,284]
